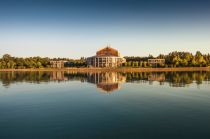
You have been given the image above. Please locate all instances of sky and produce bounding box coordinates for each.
[0,0,210,58]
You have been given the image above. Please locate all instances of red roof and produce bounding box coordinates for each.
[96,47,120,57]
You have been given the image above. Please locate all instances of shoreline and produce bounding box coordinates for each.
[0,67,209,72]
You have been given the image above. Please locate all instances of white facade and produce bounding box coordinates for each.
[87,56,126,68]
[87,46,126,68]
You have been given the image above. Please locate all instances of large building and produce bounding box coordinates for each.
[87,46,126,67]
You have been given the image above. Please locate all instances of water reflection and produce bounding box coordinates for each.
[0,71,210,91]
[87,72,126,93]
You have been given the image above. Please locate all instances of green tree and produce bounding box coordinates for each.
[2,54,12,62]
[191,57,196,67]
[139,61,143,67]
[181,59,188,67]
[143,61,147,67]
[36,62,42,68]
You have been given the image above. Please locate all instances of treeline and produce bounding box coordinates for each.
[124,51,210,67]
[0,54,51,69]
[0,54,86,69]
[1,51,210,69]
[64,57,86,67]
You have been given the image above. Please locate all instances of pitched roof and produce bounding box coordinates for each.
[96,46,120,57]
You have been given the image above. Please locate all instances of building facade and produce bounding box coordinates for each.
[87,46,126,67]
[50,61,65,68]
[148,59,165,67]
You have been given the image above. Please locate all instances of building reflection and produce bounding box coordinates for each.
[87,72,126,93]
[50,71,68,81]
[148,73,165,85]
[0,71,209,89]
[148,73,165,81]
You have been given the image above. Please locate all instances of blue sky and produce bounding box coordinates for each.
[0,0,210,58]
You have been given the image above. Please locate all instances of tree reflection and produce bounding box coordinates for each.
[0,71,209,91]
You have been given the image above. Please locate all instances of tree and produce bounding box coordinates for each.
[181,59,188,67]
[1,61,7,69]
[2,54,12,62]
[139,62,143,67]
[127,61,132,67]
[143,62,147,67]
[191,57,196,67]
[123,62,128,67]
[157,54,164,59]
[195,51,202,57]
[172,56,181,67]
[36,62,42,68]
[134,61,138,67]
[198,56,206,67]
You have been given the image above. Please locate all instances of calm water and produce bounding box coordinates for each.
[0,71,210,139]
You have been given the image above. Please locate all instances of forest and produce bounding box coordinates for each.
[0,54,86,69]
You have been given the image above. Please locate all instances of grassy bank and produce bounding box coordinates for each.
[0,67,209,72]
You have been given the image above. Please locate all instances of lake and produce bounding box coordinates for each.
[0,71,210,139]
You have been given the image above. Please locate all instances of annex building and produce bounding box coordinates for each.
[87,46,126,68]
[50,61,65,68]
[148,59,165,67]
